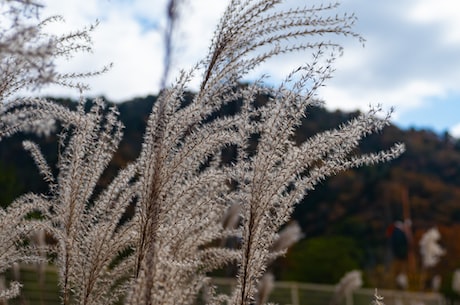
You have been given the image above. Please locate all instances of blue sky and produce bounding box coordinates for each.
[39,0,460,137]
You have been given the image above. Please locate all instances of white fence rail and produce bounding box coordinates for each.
[211,278,446,305]
[1,266,448,305]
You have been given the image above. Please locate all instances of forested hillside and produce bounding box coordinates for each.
[1,95,459,291]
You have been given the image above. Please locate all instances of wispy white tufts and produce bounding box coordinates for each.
[331,270,363,305]
[452,269,460,294]
[419,227,445,268]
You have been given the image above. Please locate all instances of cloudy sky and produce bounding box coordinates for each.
[38,0,460,137]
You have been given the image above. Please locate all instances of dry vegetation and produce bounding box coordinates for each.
[0,0,402,304]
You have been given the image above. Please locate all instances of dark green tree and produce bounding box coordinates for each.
[0,161,22,208]
[280,236,363,284]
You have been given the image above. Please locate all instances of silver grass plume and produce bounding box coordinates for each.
[255,272,275,305]
[271,221,304,254]
[419,227,445,268]
[1,2,115,299]
[0,0,110,102]
[0,97,138,305]
[127,1,404,305]
[0,1,405,305]
[452,269,460,295]
[330,270,363,305]
[372,289,385,305]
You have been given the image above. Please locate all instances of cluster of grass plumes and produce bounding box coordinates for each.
[0,0,404,305]
[0,0,110,101]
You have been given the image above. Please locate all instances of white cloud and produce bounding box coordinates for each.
[164,1,228,89]
[312,0,460,130]
[86,11,164,100]
[450,123,460,138]
[37,0,167,101]
[319,80,445,119]
[35,0,229,101]
[408,0,460,45]
[23,0,460,134]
